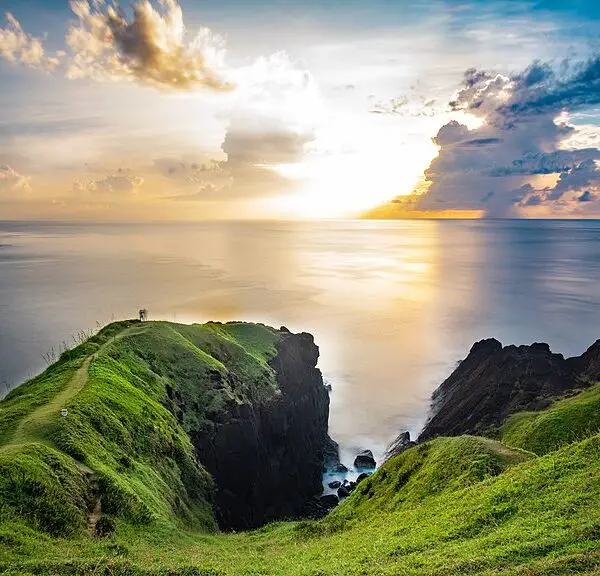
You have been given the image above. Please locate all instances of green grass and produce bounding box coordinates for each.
[1,434,599,575]
[501,383,600,455]
[1,321,599,575]
[0,320,284,543]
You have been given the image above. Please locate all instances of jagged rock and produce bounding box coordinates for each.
[354,449,376,469]
[356,472,372,484]
[419,337,600,441]
[568,339,600,382]
[319,494,339,510]
[386,431,417,461]
[192,330,330,530]
[328,480,342,489]
[337,485,351,498]
[324,435,348,473]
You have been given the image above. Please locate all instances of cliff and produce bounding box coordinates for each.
[419,337,600,441]
[2,325,600,575]
[0,320,330,535]
[187,329,329,529]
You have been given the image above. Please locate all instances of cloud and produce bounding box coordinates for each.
[154,158,222,184]
[578,190,595,202]
[65,0,233,91]
[413,56,600,216]
[515,158,600,212]
[370,93,439,117]
[86,169,144,193]
[547,158,600,200]
[157,53,319,202]
[0,1,232,92]
[168,182,221,201]
[157,118,315,202]
[0,165,31,192]
[0,13,61,70]
[66,0,233,91]
[221,117,314,168]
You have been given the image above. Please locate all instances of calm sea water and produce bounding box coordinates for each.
[1,219,599,465]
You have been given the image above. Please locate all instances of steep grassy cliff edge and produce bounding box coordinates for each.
[1,324,599,575]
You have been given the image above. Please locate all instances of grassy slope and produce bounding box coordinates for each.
[2,434,599,575]
[0,321,282,541]
[1,323,599,575]
[501,382,600,455]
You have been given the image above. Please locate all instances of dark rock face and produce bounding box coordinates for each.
[319,494,339,511]
[337,485,350,498]
[568,339,600,383]
[192,331,330,530]
[324,435,348,472]
[419,337,600,441]
[354,449,376,469]
[386,431,416,461]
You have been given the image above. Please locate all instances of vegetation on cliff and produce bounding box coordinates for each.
[0,323,599,575]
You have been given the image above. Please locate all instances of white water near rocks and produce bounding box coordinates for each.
[1,219,600,472]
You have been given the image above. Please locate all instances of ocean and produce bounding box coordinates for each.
[1,219,599,465]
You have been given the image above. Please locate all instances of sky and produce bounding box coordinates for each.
[0,0,599,220]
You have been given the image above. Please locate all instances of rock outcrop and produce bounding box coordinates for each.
[386,431,416,461]
[324,435,348,472]
[568,339,600,383]
[419,338,600,441]
[354,449,376,469]
[191,330,330,530]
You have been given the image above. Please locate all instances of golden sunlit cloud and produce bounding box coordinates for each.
[1,0,599,221]
[66,0,233,91]
[0,13,61,70]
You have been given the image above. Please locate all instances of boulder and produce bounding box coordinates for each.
[328,480,342,489]
[386,431,417,461]
[354,449,376,469]
[356,472,372,483]
[319,494,339,510]
[337,485,351,498]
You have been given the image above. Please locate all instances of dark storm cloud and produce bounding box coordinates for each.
[416,55,600,215]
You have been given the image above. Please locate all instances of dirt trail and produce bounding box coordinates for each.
[2,322,152,534]
[86,472,102,535]
[12,355,95,445]
[9,323,149,447]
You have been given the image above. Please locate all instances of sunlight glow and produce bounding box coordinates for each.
[267,114,439,218]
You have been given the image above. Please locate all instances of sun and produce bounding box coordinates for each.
[268,121,439,218]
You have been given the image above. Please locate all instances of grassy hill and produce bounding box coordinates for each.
[0,320,282,539]
[501,382,600,455]
[1,321,599,575]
